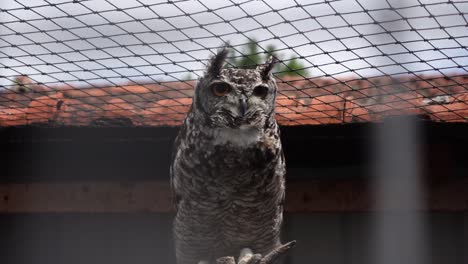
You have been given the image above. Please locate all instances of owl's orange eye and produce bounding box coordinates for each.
[253,85,269,98]
[211,82,232,97]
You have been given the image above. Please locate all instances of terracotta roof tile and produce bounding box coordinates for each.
[55,97,105,126]
[0,75,466,127]
[344,97,372,123]
[138,98,192,126]
[424,94,468,122]
[0,108,28,126]
[25,92,65,124]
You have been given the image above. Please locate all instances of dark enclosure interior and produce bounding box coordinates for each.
[1,122,467,264]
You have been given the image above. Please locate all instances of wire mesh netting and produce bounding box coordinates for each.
[0,0,467,127]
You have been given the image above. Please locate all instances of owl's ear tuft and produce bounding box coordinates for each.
[205,47,229,79]
[258,56,278,80]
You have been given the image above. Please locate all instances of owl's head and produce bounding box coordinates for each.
[193,48,278,129]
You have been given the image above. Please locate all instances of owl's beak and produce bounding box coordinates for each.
[239,98,248,117]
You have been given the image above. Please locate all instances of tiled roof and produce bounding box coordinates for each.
[0,75,467,127]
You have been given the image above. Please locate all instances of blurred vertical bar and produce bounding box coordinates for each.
[372,116,427,264]
[372,1,427,264]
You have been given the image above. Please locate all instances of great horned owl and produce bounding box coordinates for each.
[170,48,285,264]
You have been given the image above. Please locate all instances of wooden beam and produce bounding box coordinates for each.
[0,181,172,213]
[1,177,468,213]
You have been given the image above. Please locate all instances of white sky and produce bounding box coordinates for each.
[0,0,467,88]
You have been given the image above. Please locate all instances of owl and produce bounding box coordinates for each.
[170,48,286,264]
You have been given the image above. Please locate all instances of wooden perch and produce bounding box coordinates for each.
[214,241,297,264]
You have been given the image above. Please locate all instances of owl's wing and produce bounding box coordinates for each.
[169,122,186,210]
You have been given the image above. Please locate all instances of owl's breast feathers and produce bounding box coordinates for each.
[172,112,283,185]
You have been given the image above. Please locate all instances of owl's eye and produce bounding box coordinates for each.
[210,82,232,97]
[252,85,269,98]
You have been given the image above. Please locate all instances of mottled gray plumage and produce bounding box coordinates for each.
[170,48,286,264]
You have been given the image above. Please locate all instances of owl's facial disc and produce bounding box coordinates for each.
[201,70,275,129]
[194,49,278,129]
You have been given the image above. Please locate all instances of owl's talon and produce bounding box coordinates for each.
[238,248,254,264]
[258,241,296,264]
[216,256,235,264]
[213,241,296,264]
[237,248,262,264]
[248,254,262,264]
[235,241,296,264]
